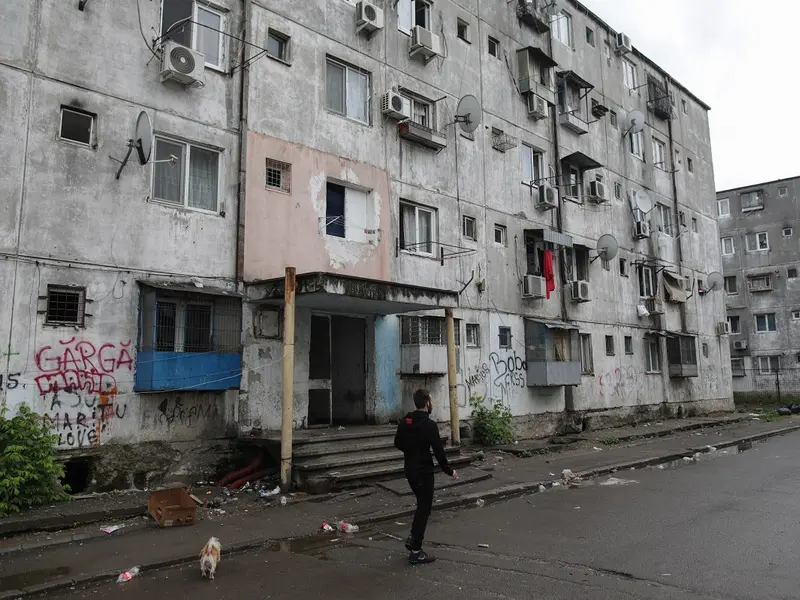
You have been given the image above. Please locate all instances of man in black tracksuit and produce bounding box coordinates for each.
[394,388,457,564]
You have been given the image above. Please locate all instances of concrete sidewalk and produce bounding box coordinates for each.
[0,415,795,598]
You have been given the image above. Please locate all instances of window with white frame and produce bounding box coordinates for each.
[758,356,779,374]
[267,29,291,63]
[153,137,219,212]
[521,144,543,186]
[414,0,431,29]
[410,97,432,128]
[551,11,573,46]
[400,201,436,255]
[629,130,644,159]
[462,215,476,240]
[161,0,226,69]
[397,0,433,34]
[779,186,788,197]
[565,165,582,199]
[745,231,769,252]
[622,59,637,90]
[457,18,470,42]
[720,236,735,256]
[755,313,777,332]
[783,227,793,238]
[656,204,673,235]
[727,315,741,334]
[494,224,507,246]
[717,197,730,217]
[792,310,800,321]
[638,265,655,297]
[326,57,370,124]
[488,36,500,58]
[652,137,666,168]
[325,182,369,243]
[466,323,480,347]
[266,158,291,194]
[747,275,771,291]
[741,190,764,211]
[645,337,661,372]
[59,106,95,147]
[580,333,593,374]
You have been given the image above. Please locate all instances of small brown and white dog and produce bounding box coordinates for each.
[200,537,221,580]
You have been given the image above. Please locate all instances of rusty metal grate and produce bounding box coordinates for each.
[46,286,86,326]
[266,158,291,194]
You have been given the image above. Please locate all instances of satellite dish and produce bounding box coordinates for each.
[134,111,153,166]
[705,272,724,292]
[596,234,619,262]
[454,94,481,134]
[634,190,653,214]
[623,109,645,135]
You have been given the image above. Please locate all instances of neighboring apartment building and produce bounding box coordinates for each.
[717,177,800,394]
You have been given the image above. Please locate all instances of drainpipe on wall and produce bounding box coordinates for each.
[234,0,250,283]
[665,81,688,334]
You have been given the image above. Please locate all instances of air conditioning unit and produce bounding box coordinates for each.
[410,26,441,62]
[587,181,608,203]
[527,94,548,120]
[381,91,411,120]
[733,340,748,350]
[537,184,557,210]
[522,275,546,299]
[570,280,591,302]
[615,32,632,55]
[634,221,650,239]
[356,1,384,33]
[160,40,205,86]
[717,321,731,336]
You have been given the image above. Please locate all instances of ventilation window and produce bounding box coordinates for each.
[59,106,95,147]
[619,258,628,277]
[687,157,694,173]
[779,186,788,197]
[457,18,470,42]
[624,335,633,355]
[783,227,793,238]
[45,285,86,326]
[788,268,798,279]
[267,29,291,63]
[609,110,617,128]
[266,158,291,193]
[488,36,500,58]
[605,335,615,356]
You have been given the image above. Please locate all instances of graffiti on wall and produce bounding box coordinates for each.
[464,351,528,407]
[44,385,127,449]
[0,373,21,390]
[154,397,220,429]
[597,366,643,400]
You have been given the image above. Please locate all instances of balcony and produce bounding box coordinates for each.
[559,111,589,135]
[520,79,557,106]
[647,76,673,120]
[399,121,447,151]
[666,334,699,379]
[516,0,551,33]
[523,319,582,387]
[400,345,448,375]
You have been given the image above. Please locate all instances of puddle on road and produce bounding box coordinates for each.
[264,526,393,559]
[0,566,71,592]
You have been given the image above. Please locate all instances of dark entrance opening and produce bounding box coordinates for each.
[331,316,366,424]
[61,457,92,494]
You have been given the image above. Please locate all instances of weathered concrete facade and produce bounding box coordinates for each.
[717,177,800,395]
[239,0,731,437]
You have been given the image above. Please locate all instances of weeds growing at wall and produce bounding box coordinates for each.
[470,395,514,446]
[0,402,69,517]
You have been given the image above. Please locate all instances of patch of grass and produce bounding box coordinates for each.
[758,410,792,423]
[601,436,621,446]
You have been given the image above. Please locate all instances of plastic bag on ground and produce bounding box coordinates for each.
[117,566,141,583]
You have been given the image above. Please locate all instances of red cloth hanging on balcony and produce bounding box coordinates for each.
[543,249,556,300]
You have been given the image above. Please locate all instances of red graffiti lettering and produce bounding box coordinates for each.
[34,340,133,395]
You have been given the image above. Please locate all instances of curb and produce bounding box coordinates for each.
[596,415,748,444]
[0,506,145,537]
[10,422,800,598]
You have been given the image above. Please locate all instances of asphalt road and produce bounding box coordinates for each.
[43,432,800,599]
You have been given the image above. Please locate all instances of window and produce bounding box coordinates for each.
[783,227,793,238]
[720,237,735,256]
[727,315,741,334]
[59,107,94,147]
[741,190,764,211]
[755,313,777,332]
[731,358,745,377]
[325,182,369,242]
[267,29,291,63]
[488,36,500,58]
[580,334,593,374]
[326,58,370,124]
[624,335,633,355]
[462,215,476,240]
[747,275,771,291]
[652,137,666,168]
[605,335,615,356]
[414,0,431,29]
[758,356,780,374]
[745,232,769,252]
[551,11,573,46]
[701,342,709,358]
[681,99,687,114]
[498,326,511,349]
[629,130,644,159]
[789,268,798,279]
[619,258,628,277]
[609,110,617,128]
[639,266,655,297]
[521,144,543,185]
[565,165,582,199]
[656,204,673,235]
[602,259,611,271]
[466,323,480,347]
[457,18,469,42]
[645,337,661,372]
[724,276,738,294]
[574,246,590,281]
[45,285,86,326]
[779,186,788,197]
[614,181,622,199]
[400,201,436,255]
[410,98,431,128]
[153,137,219,212]
[494,224,507,246]
[716,197,730,217]
[603,41,611,64]
[161,0,226,69]
[691,217,698,232]
[792,310,800,320]
[266,158,291,194]
[585,27,595,46]
[401,316,460,346]
[622,59,637,90]
[687,157,694,173]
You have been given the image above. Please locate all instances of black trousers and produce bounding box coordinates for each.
[407,472,435,551]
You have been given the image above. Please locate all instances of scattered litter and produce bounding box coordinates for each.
[206,491,213,495]
[561,469,582,484]
[693,452,702,461]
[592,447,602,452]
[574,506,580,510]
[600,477,638,487]
[552,482,561,487]
[707,445,717,452]
[279,496,288,506]
[381,532,403,541]
[538,484,546,492]
[338,426,346,430]
[189,494,204,506]
[662,573,671,577]
[630,467,636,471]
[495,455,504,462]
[338,521,359,533]
[116,567,141,583]
[327,472,341,477]
[655,422,663,425]
[475,499,486,508]
[214,509,226,515]
[478,543,489,549]
[682,457,693,462]
[395,522,407,526]
[657,465,665,470]
[260,486,281,499]
[549,472,555,477]
[321,523,335,533]
[101,524,125,534]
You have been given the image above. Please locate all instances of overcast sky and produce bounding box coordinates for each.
[581,0,797,191]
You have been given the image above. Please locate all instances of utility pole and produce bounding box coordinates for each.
[445,308,460,446]
[280,267,296,491]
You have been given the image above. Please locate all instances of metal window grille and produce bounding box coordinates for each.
[401,316,459,346]
[45,286,86,326]
[266,158,291,193]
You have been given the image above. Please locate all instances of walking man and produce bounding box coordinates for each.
[394,388,457,564]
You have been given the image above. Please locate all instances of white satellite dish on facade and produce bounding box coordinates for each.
[634,190,653,214]
[622,109,645,136]
[595,234,619,262]
[111,111,153,179]
[454,94,482,134]
[703,272,724,294]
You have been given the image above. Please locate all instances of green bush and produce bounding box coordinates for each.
[470,395,514,446]
[0,402,69,517]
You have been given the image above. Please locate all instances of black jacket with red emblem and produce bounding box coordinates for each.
[394,410,454,476]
